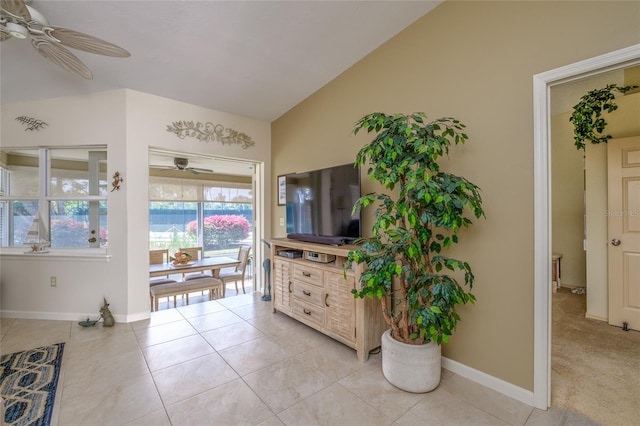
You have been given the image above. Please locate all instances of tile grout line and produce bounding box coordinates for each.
[142,294,279,422]
[200,295,281,421]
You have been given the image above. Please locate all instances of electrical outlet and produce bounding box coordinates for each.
[50,276,57,287]
[279,217,285,226]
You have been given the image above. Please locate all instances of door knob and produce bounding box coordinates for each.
[611,238,621,246]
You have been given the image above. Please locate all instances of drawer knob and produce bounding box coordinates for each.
[303,271,311,277]
[303,308,311,315]
[303,290,311,296]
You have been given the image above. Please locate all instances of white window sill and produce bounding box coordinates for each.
[0,247,111,261]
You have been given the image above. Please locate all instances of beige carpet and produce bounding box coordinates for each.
[552,288,640,425]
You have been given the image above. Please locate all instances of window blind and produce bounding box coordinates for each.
[149,177,252,203]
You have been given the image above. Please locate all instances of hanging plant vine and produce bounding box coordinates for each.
[569,83,638,150]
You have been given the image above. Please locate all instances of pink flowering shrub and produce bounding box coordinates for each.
[186,215,249,249]
[51,218,108,247]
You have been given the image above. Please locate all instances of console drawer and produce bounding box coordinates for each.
[291,298,324,327]
[292,264,323,286]
[293,281,324,307]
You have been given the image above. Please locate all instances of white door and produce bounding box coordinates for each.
[608,136,640,331]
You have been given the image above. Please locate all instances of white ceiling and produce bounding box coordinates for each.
[1,0,441,123]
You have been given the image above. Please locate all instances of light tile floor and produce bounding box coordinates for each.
[0,292,600,426]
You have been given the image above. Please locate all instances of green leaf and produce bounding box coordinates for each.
[351,112,484,343]
[570,84,638,150]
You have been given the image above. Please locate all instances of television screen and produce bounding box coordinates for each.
[285,163,361,242]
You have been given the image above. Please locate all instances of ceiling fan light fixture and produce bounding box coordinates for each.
[174,158,189,170]
[6,22,28,39]
[2,0,128,78]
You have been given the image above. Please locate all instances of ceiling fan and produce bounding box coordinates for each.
[152,157,214,175]
[0,0,130,79]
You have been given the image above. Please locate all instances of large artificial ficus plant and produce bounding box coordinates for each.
[346,112,485,345]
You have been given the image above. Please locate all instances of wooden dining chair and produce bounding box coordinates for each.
[178,246,211,280]
[149,248,179,306]
[179,246,203,261]
[218,245,251,296]
[149,249,172,281]
[150,249,169,267]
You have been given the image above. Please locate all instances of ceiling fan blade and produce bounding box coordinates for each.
[0,31,11,42]
[31,38,93,79]
[188,167,214,174]
[0,0,31,21]
[149,165,175,170]
[48,27,130,57]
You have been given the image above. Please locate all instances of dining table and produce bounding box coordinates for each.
[149,256,241,278]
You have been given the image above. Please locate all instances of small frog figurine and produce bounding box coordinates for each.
[100,298,115,327]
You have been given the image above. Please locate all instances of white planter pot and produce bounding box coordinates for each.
[381,329,441,393]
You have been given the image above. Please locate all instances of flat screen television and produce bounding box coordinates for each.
[285,163,361,244]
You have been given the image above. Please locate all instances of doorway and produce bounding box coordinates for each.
[549,68,636,321]
[148,148,264,306]
[533,44,640,409]
[550,78,640,422]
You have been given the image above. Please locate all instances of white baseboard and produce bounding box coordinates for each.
[558,284,582,290]
[585,312,607,322]
[125,311,151,322]
[1,309,129,323]
[442,357,535,407]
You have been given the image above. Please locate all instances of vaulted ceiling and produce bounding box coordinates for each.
[1,0,441,122]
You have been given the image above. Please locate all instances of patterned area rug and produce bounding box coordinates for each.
[0,343,65,426]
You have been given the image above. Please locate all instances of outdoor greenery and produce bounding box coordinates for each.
[569,83,638,150]
[151,227,198,253]
[50,218,107,247]
[346,112,484,345]
[187,214,250,250]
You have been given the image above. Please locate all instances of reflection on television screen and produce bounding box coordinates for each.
[285,163,360,242]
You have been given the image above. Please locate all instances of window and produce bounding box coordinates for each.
[149,177,252,255]
[0,147,108,249]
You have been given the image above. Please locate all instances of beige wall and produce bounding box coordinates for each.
[585,142,609,320]
[271,1,640,391]
[550,113,586,288]
[624,65,640,92]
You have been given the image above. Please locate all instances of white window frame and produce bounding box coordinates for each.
[0,146,108,254]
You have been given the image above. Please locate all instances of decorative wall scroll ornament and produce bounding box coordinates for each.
[111,171,123,192]
[15,116,48,131]
[166,121,255,149]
